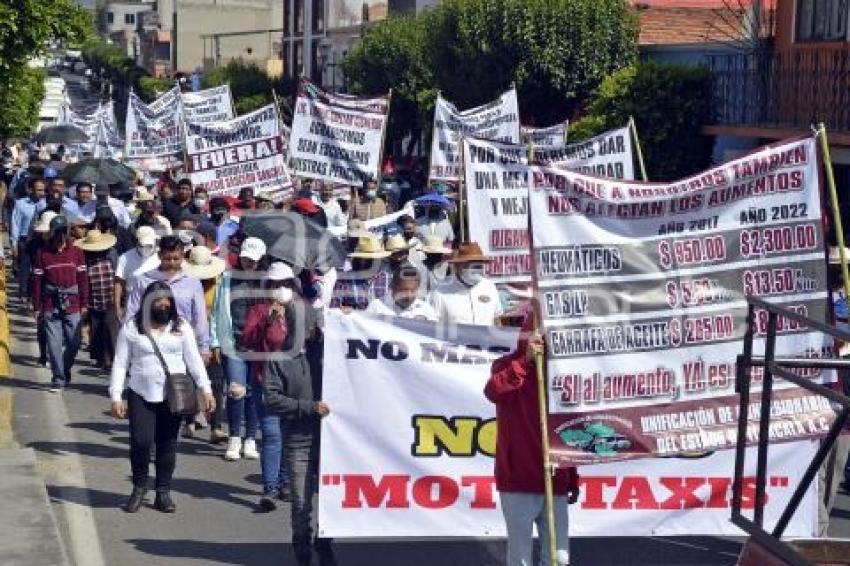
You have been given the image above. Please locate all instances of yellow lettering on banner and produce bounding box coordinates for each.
[411,416,496,457]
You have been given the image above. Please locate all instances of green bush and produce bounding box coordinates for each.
[138,76,174,101]
[203,60,295,116]
[571,61,714,181]
[0,66,45,138]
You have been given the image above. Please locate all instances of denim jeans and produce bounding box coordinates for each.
[43,311,82,386]
[225,356,258,439]
[284,434,318,558]
[501,492,570,566]
[255,390,287,491]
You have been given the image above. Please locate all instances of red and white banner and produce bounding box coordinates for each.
[318,311,817,538]
[185,104,292,200]
[529,137,833,466]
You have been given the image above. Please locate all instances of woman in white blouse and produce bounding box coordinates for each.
[109,281,215,514]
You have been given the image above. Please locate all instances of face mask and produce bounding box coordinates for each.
[138,245,155,258]
[366,190,377,200]
[273,287,293,305]
[459,267,485,287]
[428,208,442,219]
[194,198,207,209]
[151,305,171,325]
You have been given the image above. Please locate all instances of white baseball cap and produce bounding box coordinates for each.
[239,237,267,261]
[135,225,157,247]
[267,261,295,281]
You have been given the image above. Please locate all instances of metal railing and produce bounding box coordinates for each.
[733,296,850,565]
[709,50,850,133]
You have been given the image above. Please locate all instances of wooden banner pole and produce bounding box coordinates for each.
[818,124,850,300]
[629,116,649,182]
[533,309,558,566]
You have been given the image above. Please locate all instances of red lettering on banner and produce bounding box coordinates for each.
[341,474,410,508]
[412,476,460,509]
[329,473,783,511]
[462,476,497,509]
[706,477,732,508]
[579,476,617,510]
[612,477,660,510]
[658,477,705,509]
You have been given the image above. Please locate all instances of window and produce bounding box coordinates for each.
[294,42,304,77]
[125,13,135,25]
[796,0,849,41]
[107,11,114,24]
[295,0,305,35]
[284,0,291,36]
[312,0,325,33]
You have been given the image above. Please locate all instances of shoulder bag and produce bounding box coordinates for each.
[145,330,199,416]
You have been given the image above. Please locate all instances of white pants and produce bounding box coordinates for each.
[501,492,570,566]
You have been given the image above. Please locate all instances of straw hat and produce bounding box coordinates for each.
[350,235,390,259]
[384,234,412,254]
[134,188,155,202]
[447,242,489,263]
[183,246,226,280]
[34,211,59,233]
[347,218,367,239]
[74,229,117,252]
[420,235,452,255]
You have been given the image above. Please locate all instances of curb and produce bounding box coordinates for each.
[0,265,10,377]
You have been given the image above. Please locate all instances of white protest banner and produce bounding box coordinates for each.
[287,79,389,185]
[528,137,834,466]
[534,125,635,181]
[181,85,235,124]
[521,122,567,150]
[125,87,184,171]
[462,137,531,284]
[319,311,817,538]
[92,118,122,159]
[327,204,415,238]
[185,103,292,200]
[429,88,521,181]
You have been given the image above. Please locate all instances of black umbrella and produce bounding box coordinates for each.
[34,125,89,144]
[241,211,345,271]
[61,158,135,187]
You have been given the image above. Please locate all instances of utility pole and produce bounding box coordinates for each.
[172,0,178,75]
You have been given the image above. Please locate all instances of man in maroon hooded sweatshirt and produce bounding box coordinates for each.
[485,309,579,566]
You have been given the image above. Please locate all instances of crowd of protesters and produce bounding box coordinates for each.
[1,138,566,566]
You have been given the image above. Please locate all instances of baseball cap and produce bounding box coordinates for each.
[239,237,266,261]
[135,225,157,247]
[267,262,295,281]
[49,214,68,234]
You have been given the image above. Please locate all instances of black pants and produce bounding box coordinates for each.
[88,309,115,364]
[128,389,182,491]
[207,360,226,430]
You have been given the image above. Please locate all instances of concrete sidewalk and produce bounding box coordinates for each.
[0,448,69,566]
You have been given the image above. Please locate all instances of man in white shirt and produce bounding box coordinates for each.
[114,226,160,322]
[429,242,502,326]
[319,183,347,228]
[367,263,437,321]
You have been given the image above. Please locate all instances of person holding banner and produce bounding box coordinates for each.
[366,263,437,321]
[429,242,502,326]
[349,180,388,221]
[258,271,332,566]
[485,309,579,566]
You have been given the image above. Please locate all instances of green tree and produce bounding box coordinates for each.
[571,62,715,181]
[342,0,638,151]
[0,0,92,135]
[203,60,296,115]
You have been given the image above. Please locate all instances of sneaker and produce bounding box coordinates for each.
[259,489,278,512]
[278,482,292,503]
[224,437,242,461]
[242,438,259,460]
[556,550,570,565]
[210,428,228,444]
[48,384,62,393]
[183,423,196,439]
